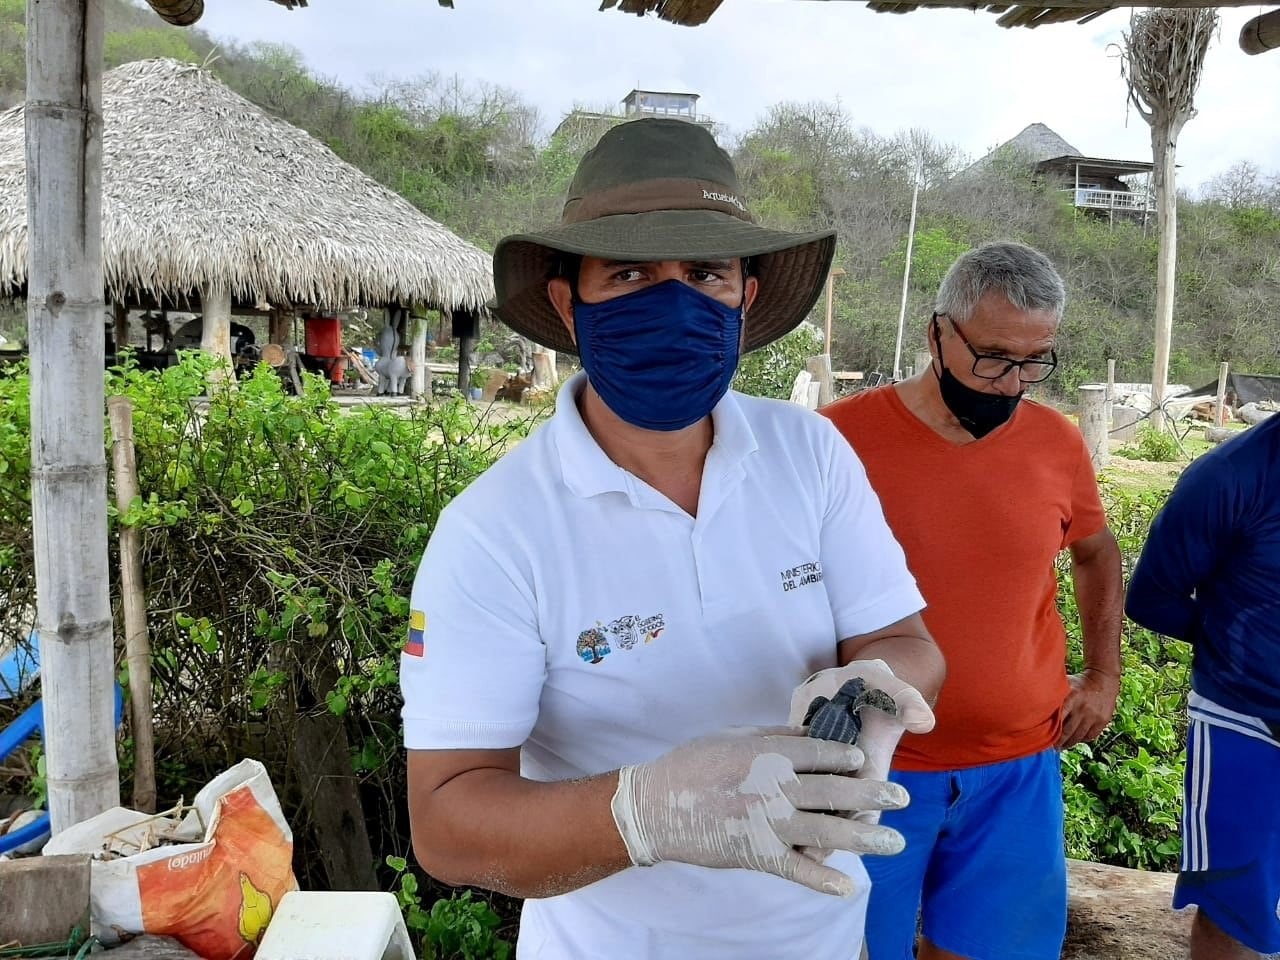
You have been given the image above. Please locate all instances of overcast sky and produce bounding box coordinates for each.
[196,0,1280,191]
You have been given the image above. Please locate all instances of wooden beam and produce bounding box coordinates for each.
[1240,8,1280,53]
[142,0,203,25]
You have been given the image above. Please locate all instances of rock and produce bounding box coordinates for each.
[1063,860,1190,959]
[0,853,91,946]
[1239,402,1277,426]
[1204,426,1236,444]
[105,935,203,960]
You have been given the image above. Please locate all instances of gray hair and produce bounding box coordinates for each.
[935,241,1066,325]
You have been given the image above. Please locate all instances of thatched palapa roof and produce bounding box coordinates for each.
[0,58,493,312]
[559,0,1275,34]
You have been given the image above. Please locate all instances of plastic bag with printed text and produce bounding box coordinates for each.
[44,758,297,960]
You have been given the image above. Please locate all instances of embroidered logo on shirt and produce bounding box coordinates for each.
[779,561,824,593]
[576,613,666,664]
[405,609,426,657]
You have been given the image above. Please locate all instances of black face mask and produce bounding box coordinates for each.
[932,320,1022,439]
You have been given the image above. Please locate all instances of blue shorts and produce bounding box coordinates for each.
[863,749,1067,960]
[1174,715,1280,955]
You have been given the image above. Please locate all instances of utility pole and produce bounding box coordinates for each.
[893,158,922,382]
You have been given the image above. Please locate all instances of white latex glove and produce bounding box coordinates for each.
[789,659,935,828]
[610,727,910,897]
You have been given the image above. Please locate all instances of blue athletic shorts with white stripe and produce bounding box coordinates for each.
[1175,692,1280,955]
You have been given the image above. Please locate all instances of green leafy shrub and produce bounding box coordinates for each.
[0,355,538,905]
[733,323,824,399]
[389,857,512,960]
[1059,483,1188,870]
[1116,424,1181,463]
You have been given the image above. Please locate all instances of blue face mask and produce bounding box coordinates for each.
[573,279,743,432]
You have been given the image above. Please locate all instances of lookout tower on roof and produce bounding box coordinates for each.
[553,89,718,149]
[622,90,708,126]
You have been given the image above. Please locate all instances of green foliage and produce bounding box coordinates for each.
[387,858,512,960]
[1117,425,1180,463]
[104,27,198,67]
[1060,485,1188,870]
[0,356,538,895]
[732,324,825,399]
[882,225,970,296]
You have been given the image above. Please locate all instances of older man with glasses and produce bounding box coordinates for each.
[821,241,1124,960]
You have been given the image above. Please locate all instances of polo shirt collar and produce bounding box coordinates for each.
[552,371,758,500]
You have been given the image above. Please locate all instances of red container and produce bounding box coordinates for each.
[304,317,342,358]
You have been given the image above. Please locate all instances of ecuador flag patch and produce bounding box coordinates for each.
[405,609,426,657]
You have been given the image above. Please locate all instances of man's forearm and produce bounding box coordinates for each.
[410,763,630,899]
[841,633,946,705]
[1073,546,1124,677]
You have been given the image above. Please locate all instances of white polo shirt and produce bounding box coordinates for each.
[402,372,923,960]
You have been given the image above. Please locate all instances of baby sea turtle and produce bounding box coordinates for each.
[804,677,898,745]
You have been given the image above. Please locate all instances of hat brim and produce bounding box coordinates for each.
[493,210,836,356]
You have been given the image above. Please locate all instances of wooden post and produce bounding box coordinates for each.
[531,347,556,392]
[410,314,428,399]
[112,302,129,361]
[199,281,233,381]
[1105,358,1116,428]
[1079,385,1109,471]
[915,349,933,379]
[26,0,121,832]
[268,306,291,347]
[806,354,833,407]
[457,335,473,396]
[823,272,835,355]
[1214,361,1229,427]
[107,397,156,814]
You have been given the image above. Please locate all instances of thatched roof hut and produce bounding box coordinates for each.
[0,57,493,314]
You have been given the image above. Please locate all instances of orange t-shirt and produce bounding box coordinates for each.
[821,385,1107,770]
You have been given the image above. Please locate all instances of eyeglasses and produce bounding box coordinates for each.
[934,313,1058,384]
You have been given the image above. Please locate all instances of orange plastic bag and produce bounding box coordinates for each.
[45,759,297,960]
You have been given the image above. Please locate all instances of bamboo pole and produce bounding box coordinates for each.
[26,0,121,832]
[107,397,156,814]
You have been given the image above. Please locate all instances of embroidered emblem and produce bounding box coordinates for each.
[405,609,426,657]
[576,626,612,664]
[779,561,824,593]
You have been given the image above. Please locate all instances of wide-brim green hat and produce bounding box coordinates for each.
[493,118,836,356]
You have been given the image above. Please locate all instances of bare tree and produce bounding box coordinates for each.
[1120,8,1217,428]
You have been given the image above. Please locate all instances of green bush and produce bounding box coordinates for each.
[0,354,535,946]
[1059,483,1188,870]
[1116,424,1181,463]
[733,323,824,399]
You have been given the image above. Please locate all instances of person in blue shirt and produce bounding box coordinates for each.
[1126,411,1280,960]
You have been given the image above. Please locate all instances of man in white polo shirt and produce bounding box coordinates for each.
[401,118,946,959]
